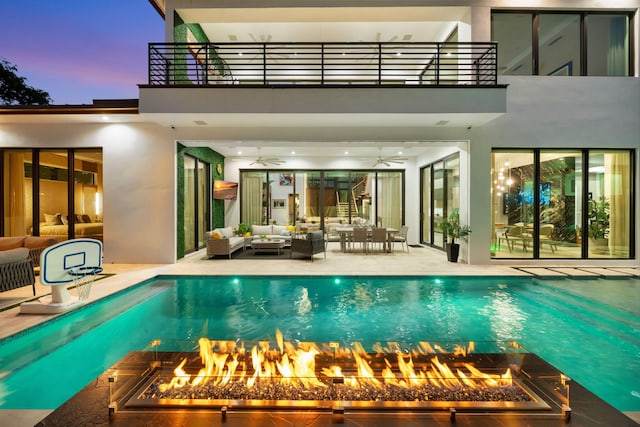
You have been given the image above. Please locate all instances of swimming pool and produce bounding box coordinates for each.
[0,275,638,412]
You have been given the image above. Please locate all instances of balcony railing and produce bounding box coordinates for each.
[148,42,498,87]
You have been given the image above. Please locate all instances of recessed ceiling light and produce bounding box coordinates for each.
[398,151,403,155]
[194,120,207,125]
[102,116,109,121]
[291,151,295,155]
[344,151,349,155]
[237,151,242,155]
[436,120,449,126]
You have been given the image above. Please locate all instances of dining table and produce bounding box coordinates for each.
[335,226,399,253]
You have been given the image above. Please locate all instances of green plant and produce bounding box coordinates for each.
[237,223,249,236]
[437,208,471,245]
[587,197,610,239]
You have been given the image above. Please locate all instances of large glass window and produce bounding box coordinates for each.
[74,149,103,242]
[39,151,70,241]
[539,14,580,76]
[2,149,103,242]
[491,149,633,259]
[492,11,632,76]
[240,169,404,233]
[376,171,402,230]
[587,15,630,76]
[492,13,533,75]
[421,165,432,244]
[420,153,460,249]
[240,171,267,226]
[587,151,632,258]
[2,150,32,237]
[491,151,534,259]
[538,151,582,258]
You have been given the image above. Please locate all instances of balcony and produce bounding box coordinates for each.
[147,42,498,87]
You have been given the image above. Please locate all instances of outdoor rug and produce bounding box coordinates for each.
[207,248,313,261]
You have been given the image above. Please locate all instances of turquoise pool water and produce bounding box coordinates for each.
[0,275,638,412]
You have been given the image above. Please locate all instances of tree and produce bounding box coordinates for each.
[0,58,52,105]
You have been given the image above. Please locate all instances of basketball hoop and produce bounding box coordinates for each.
[68,265,103,301]
[20,238,103,314]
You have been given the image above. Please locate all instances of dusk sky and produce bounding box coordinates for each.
[0,1,164,105]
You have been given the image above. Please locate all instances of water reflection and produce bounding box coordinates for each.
[478,284,527,342]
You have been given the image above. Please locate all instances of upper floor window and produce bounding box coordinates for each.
[492,11,632,76]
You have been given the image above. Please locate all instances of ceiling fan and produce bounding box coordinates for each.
[250,148,286,167]
[246,34,290,63]
[372,147,408,167]
[359,32,413,64]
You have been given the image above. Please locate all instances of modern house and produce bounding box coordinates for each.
[1,0,638,266]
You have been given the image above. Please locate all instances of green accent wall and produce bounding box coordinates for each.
[172,12,213,84]
[176,143,225,259]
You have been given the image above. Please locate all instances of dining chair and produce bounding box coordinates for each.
[393,225,409,252]
[351,228,369,253]
[370,227,387,253]
[539,224,557,253]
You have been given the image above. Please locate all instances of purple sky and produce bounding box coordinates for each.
[0,1,164,105]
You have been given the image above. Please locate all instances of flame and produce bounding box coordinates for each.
[159,329,515,397]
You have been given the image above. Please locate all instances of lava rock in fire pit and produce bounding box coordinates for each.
[142,377,532,403]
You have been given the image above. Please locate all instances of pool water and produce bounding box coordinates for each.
[0,275,638,412]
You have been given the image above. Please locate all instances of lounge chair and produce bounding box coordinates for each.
[290,231,326,261]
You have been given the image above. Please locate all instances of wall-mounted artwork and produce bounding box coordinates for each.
[279,173,293,186]
[272,199,286,209]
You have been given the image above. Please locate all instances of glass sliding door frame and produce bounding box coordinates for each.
[240,169,404,230]
[492,148,634,259]
[420,153,460,249]
[183,154,210,255]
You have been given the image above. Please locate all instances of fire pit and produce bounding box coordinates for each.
[122,330,551,412]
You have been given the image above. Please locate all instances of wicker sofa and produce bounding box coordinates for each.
[0,236,58,268]
[206,227,246,258]
[0,247,36,295]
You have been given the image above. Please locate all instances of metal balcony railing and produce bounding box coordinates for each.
[148,42,498,87]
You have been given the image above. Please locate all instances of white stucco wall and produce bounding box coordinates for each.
[1,121,177,264]
[467,76,640,264]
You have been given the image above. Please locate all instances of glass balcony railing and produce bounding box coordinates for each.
[148,42,498,87]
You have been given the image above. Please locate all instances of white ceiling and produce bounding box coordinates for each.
[171,6,479,161]
[179,6,470,44]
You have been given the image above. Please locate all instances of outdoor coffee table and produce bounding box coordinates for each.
[250,238,286,255]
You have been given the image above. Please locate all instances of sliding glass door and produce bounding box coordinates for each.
[491,149,633,259]
[240,169,404,231]
[183,154,210,254]
[1,148,104,242]
[420,153,460,249]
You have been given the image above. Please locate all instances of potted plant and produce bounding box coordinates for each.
[236,223,250,236]
[587,197,610,254]
[437,208,471,262]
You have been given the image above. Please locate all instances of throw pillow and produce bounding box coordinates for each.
[59,215,69,225]
[0,247,29,265]
[82,214,92,223]
[280,230,291,236]
[44,213,61,226]
[212,231,222,239]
